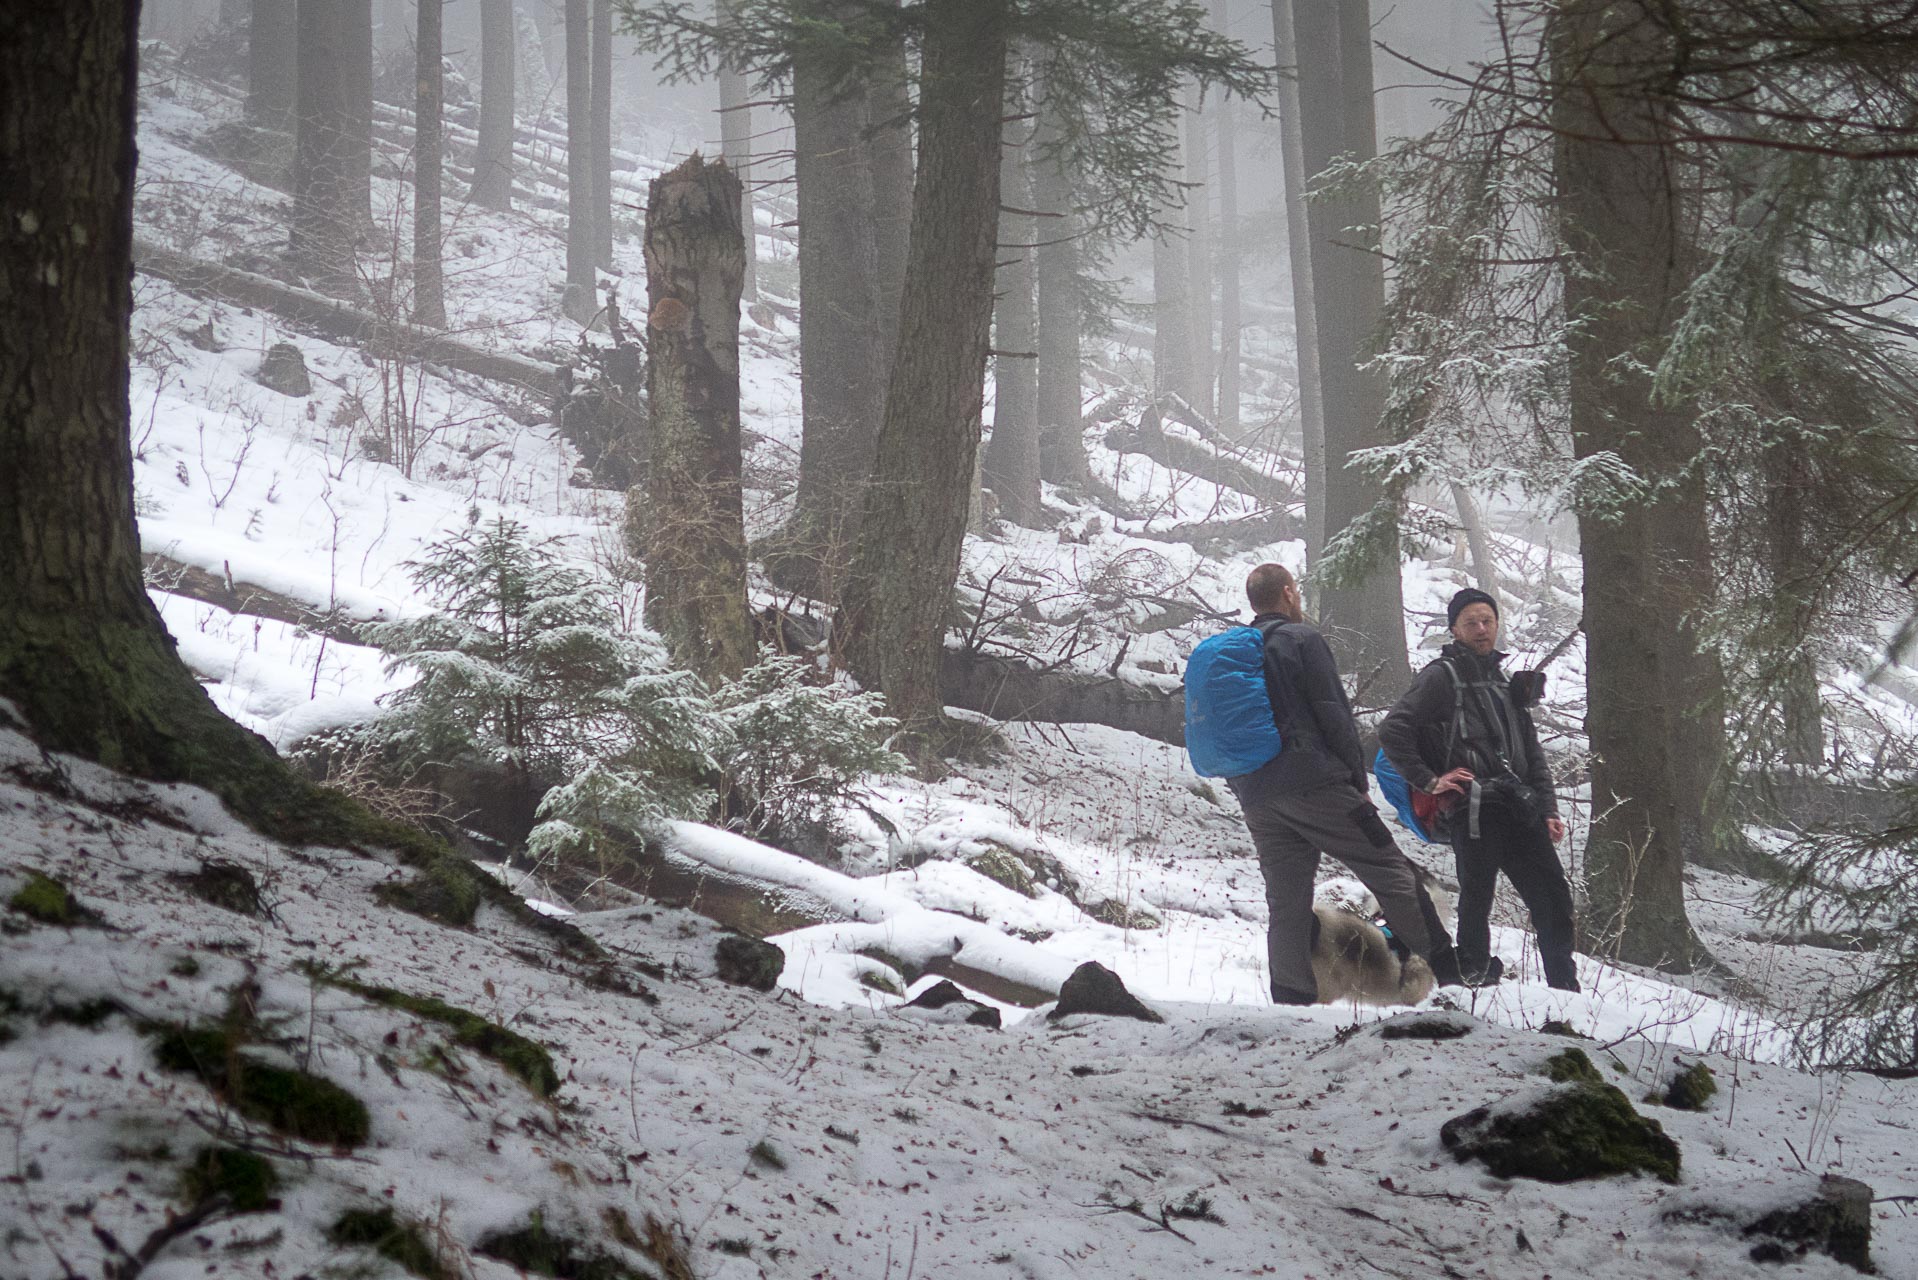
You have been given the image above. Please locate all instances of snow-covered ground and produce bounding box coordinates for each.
[3,723,1913,1280]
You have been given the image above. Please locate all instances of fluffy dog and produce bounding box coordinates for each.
[1308,869,1453,1006]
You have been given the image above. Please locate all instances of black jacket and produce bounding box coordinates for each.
[1246,612,1365,795]
[1377,643,1558,815]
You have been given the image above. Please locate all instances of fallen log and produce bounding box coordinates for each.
[134,239,561,397]
[1104,420,1301,510]
[941,648,1184,747]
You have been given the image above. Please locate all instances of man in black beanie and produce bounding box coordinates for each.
[1377,587,1580,991]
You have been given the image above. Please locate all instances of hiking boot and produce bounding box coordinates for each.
[1433,953,1503,988]
[1462,956,1504,987]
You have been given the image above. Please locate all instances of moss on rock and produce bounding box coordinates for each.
[475,1214,646,1280]
[1086,899,1161,931]
[180,1145,280,1213]
[1661,1060,1717,1111]
[9,871,89,925]
[151,1024,371,1147]
[171,861,267,918]
[1441,1080,1681,1184]
[378,857,483,927]
[965,846,1036,897]
[1541,1047,1605,1085]
[715,935,784,992]
[329,1207,447,1279]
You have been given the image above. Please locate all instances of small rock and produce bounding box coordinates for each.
[1661,1060,1717,1111]
[185,316,222,352]
[1048,962,1162,1024]
[903,980,1001,1029]
[1440,1080,1681,1184]
[1745,1174,1873,1272]
[256,342,311,397]
[1377,1011,1474,1041]
[714,935,784,992]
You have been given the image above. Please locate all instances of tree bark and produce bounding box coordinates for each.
[472,0,515,211]
[1184,89,1215,422]
[1450,482,1501,603]
[1765,438,1823,766]
[984,66,1043,528]
[0,0,406,850]
[562,0,595,322]
[1213,60,1242,439]
[1032,83,1090,489]
[1270,0,1327,567]
[1293,0,1410,697]
[716,0,755,299]
[248,0,297,131]
[1554,0,1712,971]
[292,0,372,295]
[779,13,884,592]
[590,0,614,269]
[1151,120,1197,410]
[841,0,1010,737]
[413,0,446,328]
[868,4,914,358]
[632,157,753,685]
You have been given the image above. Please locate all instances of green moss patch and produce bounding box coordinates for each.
[1085,899,1162,931]
[324,977,560,1098]
[965,846,1037,897]
[476,1214,647,1280]
[1441,1081,1681,1184]
[715,936,784,991]
[1541,1047,1605,1085]
[180,1145,280,1213]
[9,871,94,926]
[377,857,483,928]
[171,861,268,918]
[1660,1060,1718,1111]
[151,1024,370,1147]
[329,1207,447,1279]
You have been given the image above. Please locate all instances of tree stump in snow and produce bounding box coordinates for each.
[629,155,752,687]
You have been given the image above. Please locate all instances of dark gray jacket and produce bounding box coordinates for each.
[1242,612,1365,795]
[1377,643,1558,816]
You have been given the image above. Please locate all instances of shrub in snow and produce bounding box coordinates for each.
[712,650,905,851]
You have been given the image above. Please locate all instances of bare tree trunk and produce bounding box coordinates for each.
[633,157,752,685]
[1152,121,1197,409]
[0,0,375,845]
[590,0,613,269]
[472,0,515,210]
[1032,83,1089,489]
[563,0,595,322]
[1185,90,1215,422]
[1271,0,1326,566]
[1450,482,1500,603]
[716,0,754,299]
[1213,67,1242,438]
[292,0,371,295]
[413,0,446,327]
[841,0,1010,736]
[1555,0,1710,972]
[779,18,884,592]
[248,0,297,131]
[1767,439,1824,767]
[984,65,1042,527]
[868,6,914,358]
[1293,0,1410,698]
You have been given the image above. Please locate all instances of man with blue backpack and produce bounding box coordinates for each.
[1377,587,1580,992]
[1186,563,1464,1004]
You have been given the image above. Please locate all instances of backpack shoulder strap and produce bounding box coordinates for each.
[1435,656,1466,764]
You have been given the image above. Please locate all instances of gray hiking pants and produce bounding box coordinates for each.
[1228,772,1438,1003]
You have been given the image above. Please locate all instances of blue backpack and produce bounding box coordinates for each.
[1184,622,1284,778]
[1373,659,1464,843]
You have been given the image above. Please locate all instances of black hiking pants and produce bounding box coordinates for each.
[1449,802,1579,991]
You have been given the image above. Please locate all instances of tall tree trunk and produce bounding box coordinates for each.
[1271,0,1327,568]
[248,0,297,131]
[292,0,371,295]
[1213,72,1242,438]
[343,0,372,225]
[413,0,446,327]
[472,0,515,211]
[0,0,382,846]
[1554,0,1710,971]
[1032,84,1089,489]
[1293,0,1410,698]
[984,68,1042,527]
[1450,483,1501,603]
[590,0,613,269]
[633,156,752,685]
[779,19,884,593]
[841,0,1010,736]
[563,0,595,322]
[1151,124,1197,410]
[1185,90,1215,422]
[716,0,755,299]
[1766,439,1823,767]
[868,7,914,358]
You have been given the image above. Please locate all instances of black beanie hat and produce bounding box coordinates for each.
[1447,587,1499,628]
